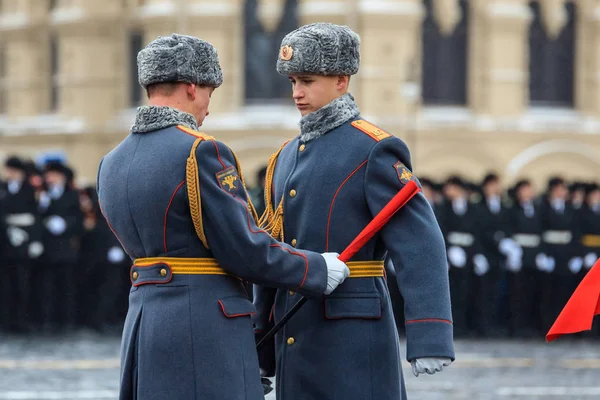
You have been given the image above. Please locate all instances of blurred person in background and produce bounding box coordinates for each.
[0,156,44,333]
[569,181,586,210]
[580,182,600,271]
[437,175,484,337]
[472,172,514,337]
[504,179,544,337]
[539,177,582,333]
[39,162,83,333]
[78,187,127,333]
[249,165,267,218]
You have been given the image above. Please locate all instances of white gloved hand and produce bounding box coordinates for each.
[107,246,126,264]
[411,357,453,377]
[568,257,583,274]
[546,256,556,273]
[473,254,490,276]
[584,253,597,269]
[536,253,548,272]
[28,241,44,259]
[7,226,29,247]
[321,252,350,295]
[447,246,467,268]
[506,253,522,272]
[499,238,523,259]
[46,215,66,236]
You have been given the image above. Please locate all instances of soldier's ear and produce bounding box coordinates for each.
[187,84,197,101]
[336,76,349,91]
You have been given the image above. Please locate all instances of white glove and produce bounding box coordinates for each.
[568,257,583,274]
[7,226,29,247]
[46,215,66,236]
[536,253,549,272]
[506,253,522,272]
[447,246,467,268]
[321,252,350,295]
[546,256,556,273]
[107,246,126,264]
[584,253,597,269]
[473,254,490,276]
[499,238,523,259]
[411,357,453,377]
[28,241,44,259]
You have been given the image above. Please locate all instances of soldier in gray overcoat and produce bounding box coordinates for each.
[97,33,350,400]
[253,23,455,400]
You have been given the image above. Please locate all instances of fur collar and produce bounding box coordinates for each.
[131,106,198,134]
[299,93,360,143]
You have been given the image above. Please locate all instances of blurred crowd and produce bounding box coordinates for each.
[0,155,129,335]
[2,155,599,340]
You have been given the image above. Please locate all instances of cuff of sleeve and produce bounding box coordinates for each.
[405,319,455,362]
[296,252,328,298]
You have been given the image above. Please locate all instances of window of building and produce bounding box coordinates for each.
[243,0,298,104]
[528,1,576,107]
[50,36,59,112]
[129,30,144,107]
[0,47,5,114]
[421,0,469,106]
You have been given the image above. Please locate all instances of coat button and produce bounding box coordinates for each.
[160,268,167,277]
[287,337,295,345]
[132,271,139,280]
[291,239,297,247]
[289,290,295,296]
[289,189,297,198]
[299,144,306,152]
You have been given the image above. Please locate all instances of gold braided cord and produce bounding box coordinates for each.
[186,138,210,249]
[258,140,290,241]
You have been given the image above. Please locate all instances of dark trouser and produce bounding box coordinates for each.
[449,265,472,337]
[508,268,538,337]
[470,263,505,337]
[40,262,77,331]
[0,262,31,332]
[537,270,573,334]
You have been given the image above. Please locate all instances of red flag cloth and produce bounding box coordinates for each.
[338,180,421,263]
[546,258,600,342]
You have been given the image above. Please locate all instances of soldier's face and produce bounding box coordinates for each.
[44,171,66,188]
[3,167,25,182]
[289,74,349,116]
[518,184,534,202]
[588,190,600,206]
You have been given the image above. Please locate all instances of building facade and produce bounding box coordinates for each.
[0,0,599,189]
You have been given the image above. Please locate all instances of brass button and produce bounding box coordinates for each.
[299,144,306,152]
[289,189,297,198]
[287,337,295,345]
[132,271,139,280]
[160,268,167,277]
[289,291,295,296]
[291,239,297,247]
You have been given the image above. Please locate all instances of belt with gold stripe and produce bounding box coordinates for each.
[130,257,384,286]
[346,260,385,278]
[582,235,600,248]
[131,257,228,286]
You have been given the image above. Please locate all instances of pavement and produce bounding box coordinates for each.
[1,332,599,399]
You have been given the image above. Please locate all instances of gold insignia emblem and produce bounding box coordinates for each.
[280,45,294,61]
[216,166,240,196]
[222,174,237,190]
[394,162,414,185]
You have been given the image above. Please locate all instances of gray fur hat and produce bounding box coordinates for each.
[276,23,360,76]
[137,33,223,89]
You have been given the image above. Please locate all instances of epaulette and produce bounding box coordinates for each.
[177,125,215,141]
[351,120,392,142]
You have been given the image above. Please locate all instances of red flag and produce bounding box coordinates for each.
[546,258,600,342]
